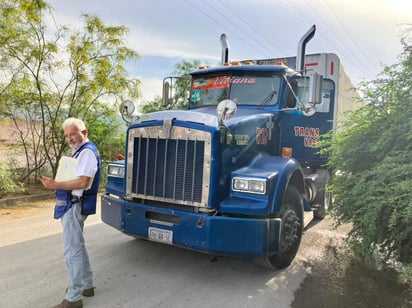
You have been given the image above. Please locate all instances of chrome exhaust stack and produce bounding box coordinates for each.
[220,33,229,65]
[296,25,316,72]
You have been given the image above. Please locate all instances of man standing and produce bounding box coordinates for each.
[40,118,101,308]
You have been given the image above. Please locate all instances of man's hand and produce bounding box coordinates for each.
[39,175,91,191]
[39,176,57,190]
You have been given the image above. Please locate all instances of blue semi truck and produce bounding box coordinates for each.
[101,25,358,269]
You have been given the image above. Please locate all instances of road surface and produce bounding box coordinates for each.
[1,197,409,308]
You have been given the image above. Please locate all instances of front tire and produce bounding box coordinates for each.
[255,185,303,269]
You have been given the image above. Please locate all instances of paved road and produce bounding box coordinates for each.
[1,197,321,308]
[3,197,409,308]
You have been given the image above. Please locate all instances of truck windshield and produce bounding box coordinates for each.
[190,73,281,107]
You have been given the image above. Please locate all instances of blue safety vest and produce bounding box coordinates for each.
[54,141,101,219]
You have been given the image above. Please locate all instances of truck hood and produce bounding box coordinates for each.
[135,107,274,129]
[135,108,218,127]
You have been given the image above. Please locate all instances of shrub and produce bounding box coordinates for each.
[324,35,412,284]
[0,162,24,197]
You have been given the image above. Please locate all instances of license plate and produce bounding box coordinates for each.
[148,227,173,244]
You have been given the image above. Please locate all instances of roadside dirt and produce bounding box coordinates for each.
[293,217,412,308]
[0,118,27,166]
[0,196,50,218]
[0,119,52,200]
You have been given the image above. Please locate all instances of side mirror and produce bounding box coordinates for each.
[120,100,135,116]
[119,100,136,124]
[217,99,237,124]
[301,102,316,117]
[162,76,192,109]
[308,72,323,104]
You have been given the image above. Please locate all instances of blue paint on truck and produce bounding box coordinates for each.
[101,26,359,269]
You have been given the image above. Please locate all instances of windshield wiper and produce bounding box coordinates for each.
[260,89,277,106]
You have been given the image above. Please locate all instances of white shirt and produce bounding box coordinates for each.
[72,148,98,197]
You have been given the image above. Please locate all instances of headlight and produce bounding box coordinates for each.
[232,177,266,194]
[107,164,125,178]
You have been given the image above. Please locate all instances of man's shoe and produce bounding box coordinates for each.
[53,299,83,308]
[82,287,95,297]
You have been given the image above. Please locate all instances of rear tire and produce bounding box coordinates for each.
[255,185,303,269]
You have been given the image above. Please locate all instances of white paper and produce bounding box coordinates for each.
[55,156,78,182]
[55,156,94,190]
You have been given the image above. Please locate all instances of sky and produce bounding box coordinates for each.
[46,0,411,104]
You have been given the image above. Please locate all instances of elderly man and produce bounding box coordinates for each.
[40,118,101,308]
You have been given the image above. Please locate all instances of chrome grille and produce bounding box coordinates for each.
[126,124,211,207]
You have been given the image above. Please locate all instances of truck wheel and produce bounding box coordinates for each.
[313,169,332,220]
[255,185,303,269]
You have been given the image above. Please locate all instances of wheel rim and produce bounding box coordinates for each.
[280,208,301,252]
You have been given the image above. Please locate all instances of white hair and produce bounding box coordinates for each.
[62,117,87,131]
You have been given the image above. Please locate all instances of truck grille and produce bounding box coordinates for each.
[126,124,211,207]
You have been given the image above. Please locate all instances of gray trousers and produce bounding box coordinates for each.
[61,202,93,301]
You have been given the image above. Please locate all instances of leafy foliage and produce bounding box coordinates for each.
[171,59,201,109]
[0,0,139,181]
[140,96,163,114]
[0,161,24,197]
[140,59,201,113]
[324,32,412,282]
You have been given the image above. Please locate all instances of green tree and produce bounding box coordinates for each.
[171,59,201,109]
[140,59,201,113]
[324,31,412,283]
[0,0,140,182]
[140,95,163,113]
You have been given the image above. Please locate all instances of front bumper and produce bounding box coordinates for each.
[101,194,281,258]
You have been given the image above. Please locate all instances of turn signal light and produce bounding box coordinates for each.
[282,147,293,158]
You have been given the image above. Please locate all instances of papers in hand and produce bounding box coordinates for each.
[55,156,78,182]
[55,156,93,189]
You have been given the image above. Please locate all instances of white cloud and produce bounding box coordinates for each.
[137,77,163,104]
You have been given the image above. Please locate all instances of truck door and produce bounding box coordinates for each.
[280,79,335,164]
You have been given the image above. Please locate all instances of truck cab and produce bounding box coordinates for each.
[101,26,358,269]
